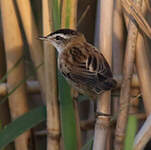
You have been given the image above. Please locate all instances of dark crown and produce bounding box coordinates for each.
[49,28,79,36]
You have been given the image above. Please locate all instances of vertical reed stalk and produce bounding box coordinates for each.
[62,0,77,29]
[42,0,60,150]
[112,0,125,124]
[112,0,125,76]
[1,1,31,150]
[62,0,81,149]
[93,0,113,149]
[15,0,46,101]
[114,1,142,149]
[60,1,80,150]
[112,0,125,149]
[133,1,151,149]
[135,0,151,115]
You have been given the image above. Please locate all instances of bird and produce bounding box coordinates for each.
[39,28,117,100]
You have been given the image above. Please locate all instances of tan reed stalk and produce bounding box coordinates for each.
[132,1,151,149]
[0,1,31,150]
[112,0,125,149]
[112,0,125,76]
[112,0,125,124]
[15,0,46,101]
[114,0,142,150]
[61,1,82,149]
[93,0,113,150]
[61,0,77,29]
[42,0,60,150]
[135,0,151,115]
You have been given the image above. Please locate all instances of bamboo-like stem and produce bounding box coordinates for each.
[135,0,151,115]
[61,0,77,29]
[112,0,125,76]
[62,0,81,149]
[0,1,31,150]
[114,1,142,150]
[42,0,60,150]
[15,0,46,101]
[133,112,151,150]
[112,0,125,149]
[93,0,113,150]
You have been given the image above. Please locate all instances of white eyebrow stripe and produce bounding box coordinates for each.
[52,34,69,39]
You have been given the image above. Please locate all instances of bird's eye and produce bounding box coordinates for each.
[55,36,62,40]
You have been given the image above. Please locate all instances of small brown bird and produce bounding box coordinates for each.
[39,29,116,100]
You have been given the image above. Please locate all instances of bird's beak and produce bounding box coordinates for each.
[38,36,53,43]
[38,36,48,41]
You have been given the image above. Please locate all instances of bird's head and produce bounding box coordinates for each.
[39,29,85,54]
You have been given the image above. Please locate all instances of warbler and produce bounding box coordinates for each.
[39,29,117,100]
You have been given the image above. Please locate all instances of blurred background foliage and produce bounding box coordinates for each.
[0,0,151,150]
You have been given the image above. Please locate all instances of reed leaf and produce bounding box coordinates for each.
[51,0,61,30]
[51,0,78,149]
[124,116,138,150]
[58,73,77,150]
[0,106,46,149]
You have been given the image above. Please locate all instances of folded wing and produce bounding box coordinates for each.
[61,43,117,94]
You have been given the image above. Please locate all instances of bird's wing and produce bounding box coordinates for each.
[61,43,116,94]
